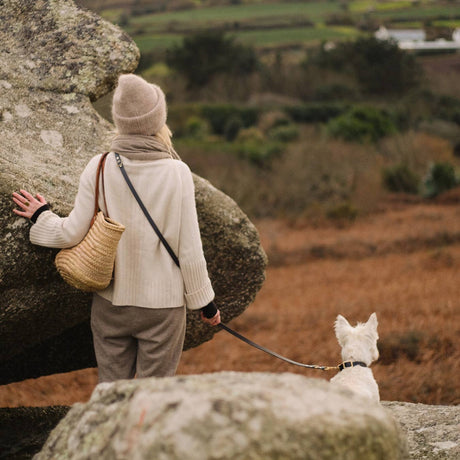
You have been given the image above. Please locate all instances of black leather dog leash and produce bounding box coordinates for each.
[115,152,339,372]
[218,323,338,371]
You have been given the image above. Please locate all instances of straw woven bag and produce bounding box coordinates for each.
[55,153,125,292]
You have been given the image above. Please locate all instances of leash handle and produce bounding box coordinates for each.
[219,323,338,371]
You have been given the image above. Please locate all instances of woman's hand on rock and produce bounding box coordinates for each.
[12,189,47,220]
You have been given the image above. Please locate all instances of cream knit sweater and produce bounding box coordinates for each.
[30,153,215,310]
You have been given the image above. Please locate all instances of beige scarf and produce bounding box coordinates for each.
[110,134,181,161]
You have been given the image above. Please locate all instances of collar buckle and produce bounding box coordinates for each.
[338,361,367,371]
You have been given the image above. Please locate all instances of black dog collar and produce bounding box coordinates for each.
[338,361,367,371]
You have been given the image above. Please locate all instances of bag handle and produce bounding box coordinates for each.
[92,152,110,225]
[114,152,180,268]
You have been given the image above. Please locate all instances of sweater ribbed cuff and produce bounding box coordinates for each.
[185,281,215,310]
[31,204,50,223]
[30,211,70,248]
[181,259,215,309]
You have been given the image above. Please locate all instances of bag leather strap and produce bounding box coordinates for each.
[114,152,180,268]
[92,152,110,225]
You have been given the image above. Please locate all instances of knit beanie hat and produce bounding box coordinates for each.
[112,74,167,135]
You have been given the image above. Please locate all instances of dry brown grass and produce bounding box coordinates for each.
[378,131,455,175]
[0,200,459,407]
[421,53,460,100]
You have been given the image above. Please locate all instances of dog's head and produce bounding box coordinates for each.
[334,312,379,365]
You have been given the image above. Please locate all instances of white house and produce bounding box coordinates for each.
[375,26,460,51]
[375,26,425,42]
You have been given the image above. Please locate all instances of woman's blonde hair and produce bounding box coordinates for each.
[154,124,173,149]
[154,124,181,160]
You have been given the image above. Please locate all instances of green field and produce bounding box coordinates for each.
[349,1,414,13]
[134,26,360,52]
[125,1,341,31]
[135,34,183,53]
[374,4,460,21]
[97,0,460,54]
[236,25,359,47]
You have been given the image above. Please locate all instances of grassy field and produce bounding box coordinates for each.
[374,4,460,21]
[134,26,359,53]
[233,25,359,48]
[91,0,460,53]
[124,1,341,28]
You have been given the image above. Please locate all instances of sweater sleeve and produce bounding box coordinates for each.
[177,163,215,310]
[29,155,100,248]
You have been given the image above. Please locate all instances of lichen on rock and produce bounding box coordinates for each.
[0,0,140,100]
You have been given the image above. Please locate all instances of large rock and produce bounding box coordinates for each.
[383,402,460,460]
[35,372,408,460]
[0,0,138,101]
[4,401,456,459]
[0,0,267,384]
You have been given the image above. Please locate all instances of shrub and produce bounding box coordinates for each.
[237,127,265,143]
[201,105,259,135]
[313,84,357,102]
[167,104,202,137]
[327,106,398,143]
[326,202,358,221]
[257,111,291,133]
[284,104,348,124]
[237,141,282,167]
[184,116,209,139]
[269,124,299,143]
[434,95,460,126]
[382,163,420,194]
[224,116,243,142]
[423,162,458,198]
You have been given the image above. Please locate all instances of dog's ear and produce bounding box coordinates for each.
[334,315,352,346]
[366,312,379,337]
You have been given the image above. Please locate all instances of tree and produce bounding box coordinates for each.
[350,37,420,95]
[166,31,258,88]
[309,37,421,96]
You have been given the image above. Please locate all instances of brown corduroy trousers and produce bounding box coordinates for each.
[91,294,186,383]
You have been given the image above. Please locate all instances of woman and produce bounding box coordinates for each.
[12,74,221,382]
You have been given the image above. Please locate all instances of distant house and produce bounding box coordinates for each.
[375,26,460,51]
[375,26,425,42]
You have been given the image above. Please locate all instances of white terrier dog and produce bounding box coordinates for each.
[330,312,380,403]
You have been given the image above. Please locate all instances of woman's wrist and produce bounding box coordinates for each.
[31,204,50,223]
[201,300,217,318]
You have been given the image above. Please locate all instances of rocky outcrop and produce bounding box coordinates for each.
[35,372,408,460]
[383,402,460,460]
[0,0,267,384]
